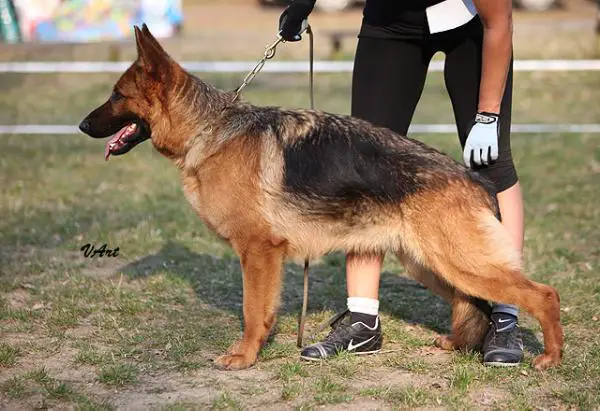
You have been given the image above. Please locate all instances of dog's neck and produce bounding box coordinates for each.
[150,70,234,165]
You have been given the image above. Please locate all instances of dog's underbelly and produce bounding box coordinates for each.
[262,198,411,260]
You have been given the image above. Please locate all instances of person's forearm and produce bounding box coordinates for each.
[475,0,513,114]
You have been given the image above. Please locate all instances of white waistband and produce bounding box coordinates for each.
[426,0,478,34]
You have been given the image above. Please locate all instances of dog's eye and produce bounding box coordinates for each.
[110,91,123,103]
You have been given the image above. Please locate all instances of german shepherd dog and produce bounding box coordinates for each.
[79,25,563,371]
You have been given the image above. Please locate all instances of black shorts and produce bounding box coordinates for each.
[351,17,518,193]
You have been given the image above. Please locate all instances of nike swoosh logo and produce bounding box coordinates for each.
[348,336,375,352]
[498,318,513,323]
[496,324,516,332]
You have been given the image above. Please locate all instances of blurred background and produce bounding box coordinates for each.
[1,0,600,57]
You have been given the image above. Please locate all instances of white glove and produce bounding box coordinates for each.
[463,112,499,167]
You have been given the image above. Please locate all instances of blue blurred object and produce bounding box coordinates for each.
[136,0,183,38]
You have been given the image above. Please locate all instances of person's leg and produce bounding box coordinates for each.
[301,36,433,360]
[346,252,382,326]
[493,182,524,318]
[347,36,433,327]
[442,20,524,365]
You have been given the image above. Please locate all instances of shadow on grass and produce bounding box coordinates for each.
[119,241,543,355]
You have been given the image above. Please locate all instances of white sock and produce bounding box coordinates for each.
[347,297,379,316]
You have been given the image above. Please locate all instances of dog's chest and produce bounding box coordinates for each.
[181,174,224,236]
[182,178,202,214]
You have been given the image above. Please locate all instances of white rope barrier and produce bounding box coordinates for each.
[2,59,600,73]
[2,124,600,135]
[2,59,599,135]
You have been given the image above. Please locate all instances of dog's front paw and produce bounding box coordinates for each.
[214,353,256,370]
[532,353,561,370]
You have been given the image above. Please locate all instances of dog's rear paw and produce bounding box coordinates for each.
[214,353,256,370]
[532,353,561,370]
[434,334,456,351]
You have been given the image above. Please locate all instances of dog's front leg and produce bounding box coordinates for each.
[214,238,285,370]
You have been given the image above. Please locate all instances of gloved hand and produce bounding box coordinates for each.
[278,0,315,41]
[463,112,500,167]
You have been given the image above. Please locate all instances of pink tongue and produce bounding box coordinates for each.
[104,125,131,161]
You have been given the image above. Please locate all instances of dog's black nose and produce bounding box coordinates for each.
[79,119,90,133]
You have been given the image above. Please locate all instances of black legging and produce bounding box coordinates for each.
[351,18,518,192]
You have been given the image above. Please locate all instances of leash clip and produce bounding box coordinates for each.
[264,36,283,60]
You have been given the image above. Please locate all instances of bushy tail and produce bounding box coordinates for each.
[396,252,490,350]
[450,292,491,350]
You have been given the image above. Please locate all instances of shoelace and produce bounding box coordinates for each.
[489,321,520,349]
[321,317,355,347]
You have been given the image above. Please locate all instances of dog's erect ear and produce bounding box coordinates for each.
[134,25,146,62]
[141,23,169,56]
[134,24,172,75]
[134,24,153,71]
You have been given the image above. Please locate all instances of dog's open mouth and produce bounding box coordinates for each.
[104,123,139,161]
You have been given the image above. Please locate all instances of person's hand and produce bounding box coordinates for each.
[278,0,314,41]
[463,112,500,167]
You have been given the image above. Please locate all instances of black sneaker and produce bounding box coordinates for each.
[300,312,382,361]
[482,313,524,367]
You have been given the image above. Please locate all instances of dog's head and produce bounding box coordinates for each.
[79,24,187,160]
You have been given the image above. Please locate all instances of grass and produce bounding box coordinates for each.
[1,377,26,399]
[360,385,434,407]
[281,382,301,401]
[313,376,352,405]
[277,361,309,381]
[0,368,113,409]
[449,365,476,393]
[75,342,108,366]
[0,343,21,367]
[396,358,432,374]
[211,392,243,410]
[1,32,599,408]
[97,363,139,386]
[553,385,600,409]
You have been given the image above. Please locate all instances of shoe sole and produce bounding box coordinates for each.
[300,348,381,362]
[483,361,521,367]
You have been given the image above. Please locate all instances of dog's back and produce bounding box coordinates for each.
[277,109,498,215]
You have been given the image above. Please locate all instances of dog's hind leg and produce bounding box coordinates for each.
[214,238,286,370]
[398,253,490,352]
[437,292,491,351]
[411,208,563,370]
